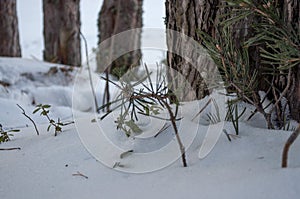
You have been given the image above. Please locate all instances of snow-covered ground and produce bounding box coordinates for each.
[0,1,299,199]
[0,58,299,199]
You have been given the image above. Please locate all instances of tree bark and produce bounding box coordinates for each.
[283,0,300,122]
[43,0,81,66]
[0,0,21,57]
[165,0,220,101]
[96,0,143,78]
[291,65,300,122]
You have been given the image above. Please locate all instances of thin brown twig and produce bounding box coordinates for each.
[0,147,21,151]
[192,98,212,121]
[162,100,187,167]
[80,32,99,112]
[154,124,171,138]
[282,123,300,168]
[17,104,39,135]
[230,83,255,105]
[223,129,233,142]
[270,68,292,114]
[72,171,88,179]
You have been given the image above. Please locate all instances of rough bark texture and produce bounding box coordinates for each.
[165,0,299,123]
[291,65,300,122]
[96,0,143,77]
[0,0,21,57]
[43,0,81,66]
[165,0,220,101]
[283,0,300,122]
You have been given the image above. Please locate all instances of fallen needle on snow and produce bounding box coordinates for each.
[72,171,88,179]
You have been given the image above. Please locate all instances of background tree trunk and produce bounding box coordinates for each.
[97,0,143,78]
[165,0,220,101]
[43,0,81,66]
[0,0,21,57]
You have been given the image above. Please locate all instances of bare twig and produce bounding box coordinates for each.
[104,70,111,112]
[17,104,39,135]
[162,100,187,167]
[223,129,232,142]
[72,171,88,179]
[192,98,212,121]
[154,124,171,138]
[282,123,300,168]
[270,68,292,114]
[80,32,99,112]
[113,161,125,168]
[61,121,75,126]
[230,83,255,105]
[0,147,21,151]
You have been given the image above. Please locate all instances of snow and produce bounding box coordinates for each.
[1,57,299,199]
[0,1,299,199]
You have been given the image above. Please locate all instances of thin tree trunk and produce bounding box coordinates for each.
[0,0,21,57]
[96,0,143,78]
[43,0,81,66]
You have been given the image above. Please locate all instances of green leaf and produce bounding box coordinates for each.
[125,120,142,134]
[150,105,162,115]
[9,129,20,133]
[120,149,134,159]
[47,124,51,132]
[42,104,51,109]
[41,110,48,116]
[144,105,150,115]
[55,126,62,132]
[33,107,41,114]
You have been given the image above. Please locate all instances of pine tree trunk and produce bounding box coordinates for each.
[165,0,219,101]
[96,0,143,78]
[43,0,81,66]
[283,0,300,122]
[0,0,21,57]
[291,66,300,122]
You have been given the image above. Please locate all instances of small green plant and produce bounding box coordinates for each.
[99,63,187,167]
[33,104,73,136]
[225,100,246,135]
[0,124,20,143]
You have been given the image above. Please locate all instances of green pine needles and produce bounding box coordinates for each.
[98,63,188,167]
[199,0,299,129]
[199,0,299,167]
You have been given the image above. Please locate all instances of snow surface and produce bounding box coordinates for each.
[0,57,300,199]
[0,1,299,199]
